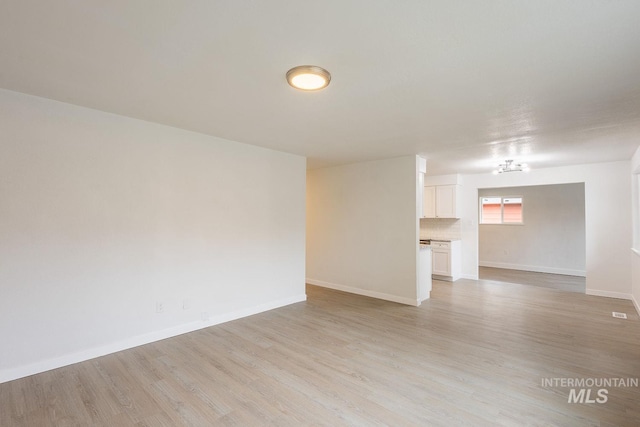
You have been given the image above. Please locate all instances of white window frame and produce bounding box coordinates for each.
[479,196,524,225]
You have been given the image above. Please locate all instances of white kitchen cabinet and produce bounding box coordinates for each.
[423,186,436,218]
[423,185,460,218]
[431,240,461,281]
[436,185,458,218]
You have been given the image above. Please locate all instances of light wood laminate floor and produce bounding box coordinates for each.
[479,266,586,293]
[1,280,639,426]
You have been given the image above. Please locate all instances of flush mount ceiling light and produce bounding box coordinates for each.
[492,159,530,175]
[286,65,331,91]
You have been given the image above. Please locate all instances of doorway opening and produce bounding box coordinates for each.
[477,183,586,294]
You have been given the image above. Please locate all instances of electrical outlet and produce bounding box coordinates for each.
[156,302,165,313]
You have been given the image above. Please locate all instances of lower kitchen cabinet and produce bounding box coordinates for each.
[431,240,461,281]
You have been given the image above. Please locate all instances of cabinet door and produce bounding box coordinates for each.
[432,250,451,276]
[435,185,458,218]
[423,186,436,218]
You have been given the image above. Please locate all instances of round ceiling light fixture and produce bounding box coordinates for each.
[286,65,331,91]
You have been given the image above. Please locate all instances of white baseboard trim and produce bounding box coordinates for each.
[585,289,632,300]
[0,294,306,384]
[306,278,419,307]
[479,261,586,277]
[631,294,640,316]
[461,273,479,280]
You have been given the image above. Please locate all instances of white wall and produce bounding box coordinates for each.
[0,89,307,383]
[457,162,632,298]
[306,156,420,305]
[631,146,640,314]
[478,184,586,276]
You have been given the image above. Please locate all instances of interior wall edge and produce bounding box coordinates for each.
[632,294,640,317]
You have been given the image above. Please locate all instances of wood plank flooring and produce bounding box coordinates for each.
[1,279,639,426]
[479,266,586,293]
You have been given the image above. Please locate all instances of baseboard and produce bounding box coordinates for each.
[0,294,306,384]
[461,273,479,280]
[631,294,640,316]
[479,261,586,277]
[630,249,640,315]
[585,289,632,300]
[306,278,419,307]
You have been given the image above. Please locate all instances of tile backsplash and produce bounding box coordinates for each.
[420,218,461,240]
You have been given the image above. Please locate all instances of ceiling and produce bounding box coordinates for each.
[2,1,640,175]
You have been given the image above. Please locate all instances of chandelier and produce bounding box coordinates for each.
[493,160,530,175]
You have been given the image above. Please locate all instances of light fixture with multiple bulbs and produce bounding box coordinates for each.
[492,159,530,175]
[286,65,331,91]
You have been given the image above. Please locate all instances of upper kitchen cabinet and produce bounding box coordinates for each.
[423,186,436,218]
[423,185,461,218]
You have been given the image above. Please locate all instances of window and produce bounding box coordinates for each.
[480,197,502,224]
[480,196,523,224]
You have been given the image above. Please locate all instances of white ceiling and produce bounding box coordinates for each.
[2,1,640,174]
